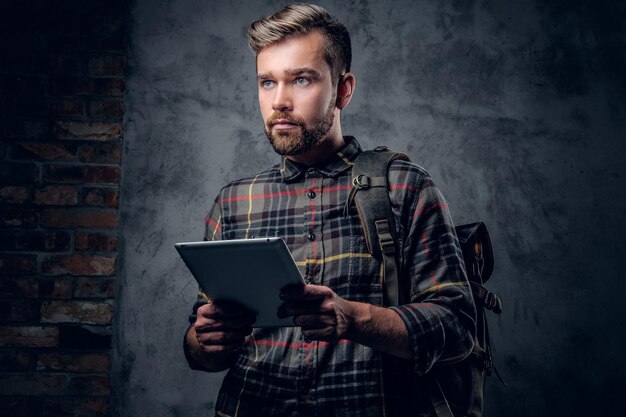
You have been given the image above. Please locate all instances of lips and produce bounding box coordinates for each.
[270,118,300,130]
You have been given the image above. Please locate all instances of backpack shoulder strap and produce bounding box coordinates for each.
[346,148,456,417]
[344,146,410,306]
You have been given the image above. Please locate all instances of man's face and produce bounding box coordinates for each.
[257,31,338,156]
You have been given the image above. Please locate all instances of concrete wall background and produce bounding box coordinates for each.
[114,0,626,416]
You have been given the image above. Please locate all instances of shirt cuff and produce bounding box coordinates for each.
[389,303,446,375]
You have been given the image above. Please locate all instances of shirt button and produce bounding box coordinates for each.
[307,232,316,241]
[307,168,316,175]
[307,190,316,199]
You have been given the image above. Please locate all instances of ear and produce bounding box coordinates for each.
[336,72,356,110]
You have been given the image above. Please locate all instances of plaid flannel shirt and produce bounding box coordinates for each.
[188,137,476,417]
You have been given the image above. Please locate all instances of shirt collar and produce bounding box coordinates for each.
[279,136,362,182]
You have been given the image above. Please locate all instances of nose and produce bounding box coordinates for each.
[272,84,292,112]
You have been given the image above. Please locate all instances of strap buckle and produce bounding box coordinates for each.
[352,174,371,189]
[375,220,396,255]
[379,238,396,254]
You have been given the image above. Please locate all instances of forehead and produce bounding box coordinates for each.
[256,31,330,77]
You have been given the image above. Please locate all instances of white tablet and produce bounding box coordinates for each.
[175,237,305,327]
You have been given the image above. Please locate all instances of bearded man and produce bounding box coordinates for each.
[184,4,476,416]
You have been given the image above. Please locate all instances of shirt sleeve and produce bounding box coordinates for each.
[184,198,223,370]
[191,197,222,316]
[388,173,477,376]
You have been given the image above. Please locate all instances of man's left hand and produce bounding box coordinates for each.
[278,284,356,342]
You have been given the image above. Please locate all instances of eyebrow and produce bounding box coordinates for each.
[257,67,323,81]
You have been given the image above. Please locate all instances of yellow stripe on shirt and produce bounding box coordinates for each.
[295,252,372,267]
[410,281,469,301]
[244,174,260,239]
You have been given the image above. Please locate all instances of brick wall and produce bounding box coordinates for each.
[0,2,125,415]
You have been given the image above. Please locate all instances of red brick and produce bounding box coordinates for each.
[51,76,124,96]
[12,142,77,161]
[0,278,38,299]
[89,100,123,118]
[0,255,36,275]
[0,349,30,371]
[0,326,59,347]
[42,255,116,276]
[87,55,125,76]
[41,301,113,325]
[43,164,84,182]
[0,230,71,251]
[49,99,85,117]
[82,187,118,207]
[37,352,110,372]
[54,120,123,141]
[0,162,39,183]
[0,208,38,228]
[44,164,120,184]
[79,143,121,163]
[75,232,118,251]
[0,186,30,203]
[0,300,38,322]
[69,376,110,396]
[38,279,73,299]
[74,277,115,298]
[84,166,121,183]
[35,185,78,205]
[0,374,67,396]
[41,208,118,228]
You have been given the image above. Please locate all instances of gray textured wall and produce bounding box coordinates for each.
[114,0,626,416]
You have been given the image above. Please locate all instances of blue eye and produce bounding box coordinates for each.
[261,80,274,88]
[295,77,310,86]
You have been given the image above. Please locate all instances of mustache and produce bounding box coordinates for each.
[266,112,305,127]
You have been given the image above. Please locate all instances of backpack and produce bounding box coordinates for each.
[344,146,504,417]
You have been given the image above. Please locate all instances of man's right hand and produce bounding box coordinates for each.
[193,300,256,354]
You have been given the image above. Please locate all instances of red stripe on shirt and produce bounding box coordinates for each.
[413,202,448,221]
[390,184,420,192]
[252,339,350,348]
[205,215,222,232]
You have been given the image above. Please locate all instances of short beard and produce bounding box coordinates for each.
[264,101,336,156]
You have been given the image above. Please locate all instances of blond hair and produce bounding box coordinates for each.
[247,3,351,82]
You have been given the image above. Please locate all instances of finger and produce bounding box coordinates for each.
[302,326,337,342]
[280,284,331,301]
[198,341,245,354]
[198,300,255,319]
[196,327,252,345]
[293,314,336,329]
[277,299,327,318]
[195,315,255,331]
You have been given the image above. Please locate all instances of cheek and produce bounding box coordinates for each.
[302,89,334,117]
